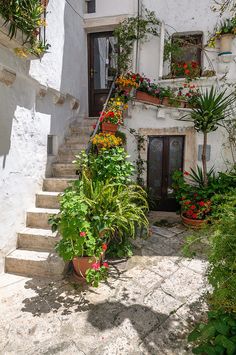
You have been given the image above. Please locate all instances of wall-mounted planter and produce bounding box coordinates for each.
[136,91,161,105]
[219,34,234,55]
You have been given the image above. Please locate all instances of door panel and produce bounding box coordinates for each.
[148,135,185,211]
[88,32,117,117]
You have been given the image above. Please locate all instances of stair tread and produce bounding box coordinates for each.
[7,249,58,261]
[27,207,60,214]
[36,191,61,197]
[44,177,77,181]
[18,227,57,237]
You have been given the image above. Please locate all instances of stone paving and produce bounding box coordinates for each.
[0,213,209,355]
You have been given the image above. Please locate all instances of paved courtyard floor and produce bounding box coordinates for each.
[0,213,208,355]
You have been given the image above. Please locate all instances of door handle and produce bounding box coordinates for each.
[90,68,96,78]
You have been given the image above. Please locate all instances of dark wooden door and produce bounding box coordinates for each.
[88,32,118,117]
[148,135,185,211]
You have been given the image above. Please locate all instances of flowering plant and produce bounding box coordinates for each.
[172,61,200,80]
[172,170,212,220]
[116,73,139,89]
[182,83,201,107]
[208,16,236,48]
[137,76,163,98]
[86,262,109,287]
[100,97,128,125]
[91,133,122,149]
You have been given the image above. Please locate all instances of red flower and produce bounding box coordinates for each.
[99,116,104,122]
[184,201,191,205]
[103,262,109,268]
[185,69,190,75]
[183,63,188,69]
[80,231,86,237]
[102,244,108,251]
[92,124,96,129]
[198,201,205,207]
[191,61,198,68]
[190,205,196,210]
[184,171,190,176]
[192,213,198,219]
[92,262,100,270]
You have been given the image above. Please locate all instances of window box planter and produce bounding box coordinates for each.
[136,91,161,105]
[101,122,118,134]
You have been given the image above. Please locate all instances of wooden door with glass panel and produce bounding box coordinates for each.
[88,32,118,117]
[148,135,185,211]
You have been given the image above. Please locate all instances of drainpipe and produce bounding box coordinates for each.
[135,0,141,72]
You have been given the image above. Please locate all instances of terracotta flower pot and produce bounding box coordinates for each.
[181,214,207,229]
[219,34,234,54]
[136,91,161,105]
[72,256,97,278]
[101,122,118,134]
[161,97,170,106]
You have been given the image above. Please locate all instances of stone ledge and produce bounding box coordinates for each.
[0,16,30,52]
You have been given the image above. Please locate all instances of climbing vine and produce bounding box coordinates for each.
[114,9,160,73]
[129,128,146,187]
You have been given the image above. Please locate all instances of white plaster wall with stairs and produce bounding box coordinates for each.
[5,119,96,279]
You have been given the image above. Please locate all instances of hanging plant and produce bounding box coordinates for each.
[114,9,160,73]
[0,0,50,57]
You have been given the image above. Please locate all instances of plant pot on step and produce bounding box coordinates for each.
[219,34,234,54]
[72,256,97,279]
[136,91,161,105]
[181,214,207,229]
[101,122,118,134]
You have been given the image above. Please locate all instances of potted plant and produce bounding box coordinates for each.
[91,132,123,150]
[136,77,162,105]
[116,72,139,93]
[160,86,174,106]
[100,97,127,133]
[172,170,212,228]
[208,16,236,55]
[171,61,200,80]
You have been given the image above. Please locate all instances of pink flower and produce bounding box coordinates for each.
[184,171,190,176]
[92,262,100,270]
[103,262,109,268]
[80,231,86,237]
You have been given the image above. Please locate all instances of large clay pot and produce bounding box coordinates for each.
[101,122,118,134]
[219,34,234,54]
[181,214,206,229]
[72,256,97,278]
[136,91,161,105]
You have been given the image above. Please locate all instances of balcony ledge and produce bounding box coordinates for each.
[0,16,31,53]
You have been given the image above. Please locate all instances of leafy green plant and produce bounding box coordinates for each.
[180,87,234,186]
[0,0,50,57]
[114,9,160,72]
[188,310,236,355]
[75,147,135,184]
[86,262,109,288]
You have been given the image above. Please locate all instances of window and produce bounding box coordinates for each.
[87,0,96,13]
[171,33,203,77]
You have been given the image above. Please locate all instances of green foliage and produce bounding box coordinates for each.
[114,9,160,72]
[207,189,236,312]
[90,147,135,184]
[86,265,109,288]
[180,87,235,133]
[188,311,236,355]
[164,37,183,62]
[0,0,50,56]
[106,236,134,259]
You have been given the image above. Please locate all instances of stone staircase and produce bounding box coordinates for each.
[5,119,95,279]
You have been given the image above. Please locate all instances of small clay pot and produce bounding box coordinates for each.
[136,91,161,105]
[101,122,118,134]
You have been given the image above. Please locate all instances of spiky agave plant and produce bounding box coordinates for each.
[180,86,235,187]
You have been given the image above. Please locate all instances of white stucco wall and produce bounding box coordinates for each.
[0,0,87,273]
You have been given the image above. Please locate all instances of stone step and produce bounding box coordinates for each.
[5,249,66,278]
[18,227,60,251]
[26,208,59,229]
[70,119,97,131]
[52,163,78,178]
[65,136,89,146]
[36,191,61,209]
[43,178,77,192]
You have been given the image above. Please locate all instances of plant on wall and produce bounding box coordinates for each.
[180,86,234,187]
[0,0,50,57]
[114,8,160,73]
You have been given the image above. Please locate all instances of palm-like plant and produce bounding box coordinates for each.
[181,86,234,186]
